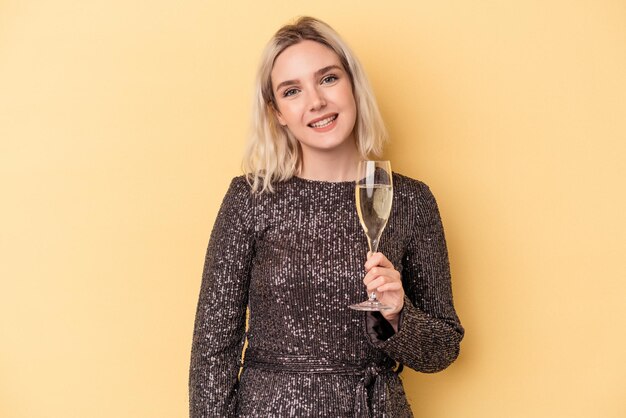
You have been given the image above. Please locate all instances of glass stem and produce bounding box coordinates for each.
[367,236,380,302]
[368,237,379,254]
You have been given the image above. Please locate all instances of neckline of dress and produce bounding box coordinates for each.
[290,176,356,186]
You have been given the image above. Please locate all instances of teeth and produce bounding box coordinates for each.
[310,115,337,128]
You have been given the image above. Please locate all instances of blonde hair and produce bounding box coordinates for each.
[243,16,388,193]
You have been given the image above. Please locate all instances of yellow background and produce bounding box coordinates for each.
[1,0,625,417]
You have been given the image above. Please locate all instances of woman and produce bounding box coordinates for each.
[189,16,464,417]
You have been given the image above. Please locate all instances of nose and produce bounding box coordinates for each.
[309,87,326,111]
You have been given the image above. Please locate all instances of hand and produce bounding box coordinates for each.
[363,252,405,327]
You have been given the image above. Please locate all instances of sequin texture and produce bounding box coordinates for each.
[189,173,464,417]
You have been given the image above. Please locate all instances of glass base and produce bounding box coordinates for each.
[349,300,393,311]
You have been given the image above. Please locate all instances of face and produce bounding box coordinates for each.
[270,40,357,156]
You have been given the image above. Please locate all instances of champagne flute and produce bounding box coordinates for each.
[349,160,394,311]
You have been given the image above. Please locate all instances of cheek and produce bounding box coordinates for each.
[341,88,357,116]
[345,92,357,124]
[278,103,302,126]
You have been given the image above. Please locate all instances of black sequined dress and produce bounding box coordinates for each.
[189,173,464,417]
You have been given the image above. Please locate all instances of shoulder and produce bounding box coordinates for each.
[392,172,442,219]
[228,175,252,191]
[218,175,255,213]
[392,172,433,198]
[215,176,258,229]
[223,175,254,199]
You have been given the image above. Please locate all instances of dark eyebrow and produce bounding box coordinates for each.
[274,65,343,93]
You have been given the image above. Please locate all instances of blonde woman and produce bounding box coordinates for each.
[189,16,463,417]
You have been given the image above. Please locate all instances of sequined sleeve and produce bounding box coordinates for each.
[368,180,464,373]
[189,177,255,417]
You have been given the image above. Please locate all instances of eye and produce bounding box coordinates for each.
[321,75,338,84]
[282,88,299,97]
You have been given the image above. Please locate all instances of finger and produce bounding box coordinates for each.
[365,275,400,292]
[366,276,389,292]
[376,281,404,293]
[363,267,400,285]
[364,252,394,270]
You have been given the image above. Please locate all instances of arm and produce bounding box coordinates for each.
[367,182,464,373]
[189,177,255,417]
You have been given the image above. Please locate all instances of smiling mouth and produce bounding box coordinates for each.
[308,114,338,128]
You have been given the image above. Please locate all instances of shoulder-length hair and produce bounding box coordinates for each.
[243,16,388,193]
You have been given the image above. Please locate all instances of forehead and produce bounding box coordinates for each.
[271,40,342,81]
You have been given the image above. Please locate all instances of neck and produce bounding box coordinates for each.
[298,142,361,182]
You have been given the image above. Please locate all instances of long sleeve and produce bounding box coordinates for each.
[367,180,464,373]
[189,177,255,417]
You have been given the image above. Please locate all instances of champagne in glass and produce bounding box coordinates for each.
[349,160,394,311]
